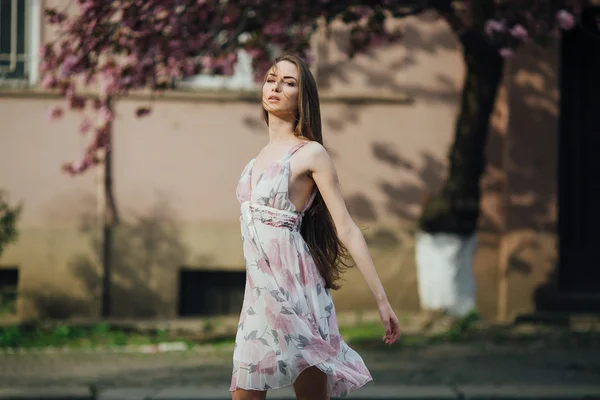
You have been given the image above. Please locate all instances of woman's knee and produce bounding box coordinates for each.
[293,366,329,400]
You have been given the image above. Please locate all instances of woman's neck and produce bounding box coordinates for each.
[267,113,297,145]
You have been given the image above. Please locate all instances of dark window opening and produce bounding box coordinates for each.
[0,0,28,80]
[0,267,19,315]
[178,268,246,317]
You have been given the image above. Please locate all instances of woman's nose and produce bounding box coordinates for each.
[272,82,282,92]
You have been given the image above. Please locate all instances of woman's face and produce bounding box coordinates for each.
[262,60,300,117]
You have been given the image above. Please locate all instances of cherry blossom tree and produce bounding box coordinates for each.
[419,0,580,237]
[40,0,585,317]
[414,0,582,322]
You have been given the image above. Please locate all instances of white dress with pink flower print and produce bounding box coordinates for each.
[231,141,372,397]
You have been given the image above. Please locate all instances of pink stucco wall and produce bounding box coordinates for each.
[0,7,536,321]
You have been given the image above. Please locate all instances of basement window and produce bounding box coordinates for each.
[0,267,19,315]
[178,268,245,317]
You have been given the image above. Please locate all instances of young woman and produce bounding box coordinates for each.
[231,53,401,400]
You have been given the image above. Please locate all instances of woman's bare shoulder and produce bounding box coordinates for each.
[299,140,335,174]
[302,140,328,159]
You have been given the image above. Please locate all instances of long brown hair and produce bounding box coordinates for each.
[262,53,353,290]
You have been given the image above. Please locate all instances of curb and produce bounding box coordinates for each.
[2,385,600,400]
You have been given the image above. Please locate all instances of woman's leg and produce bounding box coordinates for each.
[293,366,329,400]
[231,389,267,400]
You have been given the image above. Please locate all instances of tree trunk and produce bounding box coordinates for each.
[100,97,118,318]
[415,1,504,319]
[419,31,504,235]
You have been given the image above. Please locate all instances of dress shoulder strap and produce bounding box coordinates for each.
[284,141,310,162]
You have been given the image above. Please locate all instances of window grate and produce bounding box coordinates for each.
[0,0,30,81]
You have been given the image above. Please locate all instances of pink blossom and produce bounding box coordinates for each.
[201,55,217,70]
[302,51,314,65]
[557,10,576,30]
[80,1,95,14]
[355,6,371,18]
[98,105,113,125]
[39,44,52,58]
[246,48,262,59]
[484,19,506,36]
[79,118,92,135]
[499,48,514,58]
[40,74,56,89]
[70,156,87,173]
[48,12,67,24]
[64,154,93,175]
[39,61,50,74]
[48,106,64,121]
[510,24,529,41]
[99,74,118,96]
[121,76,134,87]
[183,60,196,76]
[123,54,138,66]
[263,22,284,36]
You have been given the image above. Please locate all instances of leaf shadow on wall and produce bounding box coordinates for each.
[504,44,564,309]
[79,195,188,319]
[242,12,462,136]
[25,195,191,320]
[342,127,505,239]
[499,44,572,310]
[316,13,461,101]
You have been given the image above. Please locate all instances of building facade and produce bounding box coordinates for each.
[1,1,598,322]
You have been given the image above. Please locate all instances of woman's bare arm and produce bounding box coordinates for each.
[302,142,400,343]
[304,143,387,302]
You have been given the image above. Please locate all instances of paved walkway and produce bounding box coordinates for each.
[0,332,600,400]
[1,327,600,399]
[2,384,600,400]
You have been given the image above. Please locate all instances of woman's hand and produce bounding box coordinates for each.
[378,301,401,345]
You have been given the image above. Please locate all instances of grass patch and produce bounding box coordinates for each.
[339,322,383,342]
[3,310,598,351]
[0,322,196,350]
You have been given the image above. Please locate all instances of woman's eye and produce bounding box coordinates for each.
[286,82,295,86]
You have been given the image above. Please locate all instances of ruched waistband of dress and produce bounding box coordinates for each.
[241,202,302,230]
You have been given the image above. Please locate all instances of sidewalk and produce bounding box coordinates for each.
[1,321,599,400]
[2,384,600,400]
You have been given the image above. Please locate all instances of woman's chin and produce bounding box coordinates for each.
[264,106,294,118]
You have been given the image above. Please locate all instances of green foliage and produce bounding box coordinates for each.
[0,322,223,349]
[0,323,162,349]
